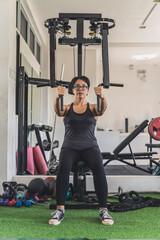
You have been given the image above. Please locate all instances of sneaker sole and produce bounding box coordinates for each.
[49,217,64,226]
[102,219,114,226]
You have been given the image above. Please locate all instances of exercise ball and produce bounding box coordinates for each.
[45,177,56,197]
[27,178,47,196]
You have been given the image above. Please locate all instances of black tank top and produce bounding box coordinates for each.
[62,103,98,150]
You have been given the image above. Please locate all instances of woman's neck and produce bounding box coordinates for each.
[73,98,88,106]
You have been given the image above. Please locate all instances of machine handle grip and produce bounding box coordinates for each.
[97,95,101,112]
[109,83,124,87]
[60,95,64,111]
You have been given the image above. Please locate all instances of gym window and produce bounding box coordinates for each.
[30,28,35,54]
[20,11,28,43]
[36,42,41,64]
[16,1,18,28]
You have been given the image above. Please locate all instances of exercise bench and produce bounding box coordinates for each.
[102,120,158,174]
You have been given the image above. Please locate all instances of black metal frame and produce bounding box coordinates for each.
[44,13,123,111]
[44,13,116,81]
[17,67,28,174]
[16,33,20,115]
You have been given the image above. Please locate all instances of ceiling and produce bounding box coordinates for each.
[25,0,160,68]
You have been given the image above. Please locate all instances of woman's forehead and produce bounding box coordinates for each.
[74,79,88,85]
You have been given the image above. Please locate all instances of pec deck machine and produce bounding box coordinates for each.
[16,13,123,176]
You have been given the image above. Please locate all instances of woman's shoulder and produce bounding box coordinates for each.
[89,103,98,120]
[89,103,96,111]
[63,103,72,119]
[65,103,72,110]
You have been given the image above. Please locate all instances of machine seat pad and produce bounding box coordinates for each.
[71,160,90,173]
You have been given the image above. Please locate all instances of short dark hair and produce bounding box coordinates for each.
[68,76,90,94]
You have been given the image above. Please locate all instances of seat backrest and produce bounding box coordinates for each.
[113,120,148,155]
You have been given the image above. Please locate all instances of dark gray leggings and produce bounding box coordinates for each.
[56,146,108,208]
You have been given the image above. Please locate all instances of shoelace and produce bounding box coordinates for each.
[100,209,112,219]
[51,210,62,219]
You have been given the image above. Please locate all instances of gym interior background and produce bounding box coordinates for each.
[0,0,160,194]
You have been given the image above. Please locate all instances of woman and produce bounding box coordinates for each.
[49,76,114,226]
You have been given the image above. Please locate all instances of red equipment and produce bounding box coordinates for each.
[148,117,160,141]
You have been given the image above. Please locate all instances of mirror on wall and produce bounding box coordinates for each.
[21,54,41,147]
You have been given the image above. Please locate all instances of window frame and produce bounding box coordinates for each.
[16,0,41,64]
[29,27,35,55]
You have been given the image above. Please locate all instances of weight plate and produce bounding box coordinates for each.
[148,117,160,141]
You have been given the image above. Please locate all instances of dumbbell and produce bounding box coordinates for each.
[24,198,35,207]
[0,199,9,206]
[15,199,23,208]
[14,198,35,208]
[8,199,16,207]
[23,200,32,207]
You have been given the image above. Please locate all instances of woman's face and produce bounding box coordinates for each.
[72,79,89,99]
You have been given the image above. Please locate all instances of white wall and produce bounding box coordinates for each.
[7,0,17,180]
[97,64,160,132]
[0,1,9,185]
[0,0,17,190]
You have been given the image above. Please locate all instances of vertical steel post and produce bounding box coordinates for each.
[16,34,20,115]
[101,23,110,88]
[78,43,82,76]
[23,74,28,172]
[49,26,56,87]
[17,67,25,174]
[77,18,83,76]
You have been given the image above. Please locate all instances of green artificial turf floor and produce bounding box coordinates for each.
[0,193,160,239]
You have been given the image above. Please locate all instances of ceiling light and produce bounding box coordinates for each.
[132,53,158,60]
[153,0,160,2]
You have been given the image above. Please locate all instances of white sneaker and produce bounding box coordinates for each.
[99,209,114,225]
[49,209,64,225]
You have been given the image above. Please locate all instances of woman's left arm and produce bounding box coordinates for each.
[93,86,107,116]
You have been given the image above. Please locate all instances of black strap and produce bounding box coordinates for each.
[108,191,160,212]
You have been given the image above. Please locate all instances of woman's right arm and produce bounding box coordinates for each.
[54,86,67,117]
